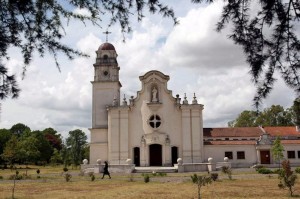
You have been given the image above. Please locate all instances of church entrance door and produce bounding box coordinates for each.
[149,144,162,166]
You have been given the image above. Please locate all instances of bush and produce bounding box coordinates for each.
[254,165,265,171]
[210,173,218,181]
[274,168,284,175]
[144,174,150,183]
[89,173,95,181]
[158,172,167,177]
[0,176,3,180]
[294,167,300,174]
[221,166,232,180]
[64,173,72,182]
[63,167,68,172]
[257,168,273,174]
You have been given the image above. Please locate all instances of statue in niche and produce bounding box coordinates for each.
[152,87,158,102]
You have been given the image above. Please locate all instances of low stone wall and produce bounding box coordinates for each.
[81,164,135,174]
[175,163,215,173]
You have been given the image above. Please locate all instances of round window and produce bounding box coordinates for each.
[149,115,161,128]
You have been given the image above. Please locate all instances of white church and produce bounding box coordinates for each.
[87,42,300,172]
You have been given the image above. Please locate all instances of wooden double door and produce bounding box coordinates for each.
[260,150,270,164]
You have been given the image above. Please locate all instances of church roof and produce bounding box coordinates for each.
[98,42,115,51]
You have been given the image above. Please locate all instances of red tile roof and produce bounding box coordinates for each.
[203,126,299,138]
[281,140,300,144]
[263,127,299,136]
[203,127,262,137]
[204,140,256,145]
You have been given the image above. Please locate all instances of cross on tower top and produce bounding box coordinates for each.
[103,30,111,42]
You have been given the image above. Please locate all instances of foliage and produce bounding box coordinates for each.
[10,123,31,137]
[210,173,218,181]
[17,135,40,166]
[271,137,284,168]
[274,168,284,175]
[43,128,62,150]
[278,160,297,197]
[191,174,212,199]
[66,129,87,166]
[89,173,95,181]
[229,105,295,127]
[1,135,19,165]
[295,167,300,174]
[63,167,68,172]
[221,166,232,180]
[257,168,273,174]
[0,0,176,100]
[64,173,72,182]
[293,98,300,126]
[143,174,150,183]
[50,148,63,166]
[194,0,300,107]
[0,128,12,164]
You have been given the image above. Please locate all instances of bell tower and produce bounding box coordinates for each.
[91,42,121,128]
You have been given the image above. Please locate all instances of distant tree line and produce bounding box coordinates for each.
[228,99,300,127]
[0,123,89,167]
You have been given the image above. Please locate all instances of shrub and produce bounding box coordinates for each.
[89,173,95,181]
[221,166,232,180]
[254,165,265,171]
[0,176,3,180]
[210,173,218,181]
[274,168,284,175]
[36,169,40,175]
[158,172,167,177]
[257,168,273,174]
[64,173,72,182]
[144,174,150,183]
[63,167,68,172]
[191,174,212,199]
[294,167,300,174]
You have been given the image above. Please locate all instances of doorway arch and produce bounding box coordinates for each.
[133,147,140,166]
[149,144,162,166]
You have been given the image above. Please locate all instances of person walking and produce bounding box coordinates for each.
[101,161,111,179]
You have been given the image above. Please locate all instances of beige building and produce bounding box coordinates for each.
[89,42,300,170]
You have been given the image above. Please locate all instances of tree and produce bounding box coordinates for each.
[10,123,31,137]
[0,128,12,164]
[0,0,176,100]
[43,128,62,151]
[32,130,53,164]
[229,104,295,127]
[1,1,299,107]
[271,137,284,168]
[228,110,257,127]
[66,129,87,166]
[292,98,300,126]
[191,174,212,199]
[278,160,297,197]
[1,135,19,165]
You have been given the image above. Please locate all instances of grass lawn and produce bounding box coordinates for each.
[0,165,299,198]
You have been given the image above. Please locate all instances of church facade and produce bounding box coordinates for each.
[89,42,300,170]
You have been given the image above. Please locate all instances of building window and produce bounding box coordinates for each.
[298,151,300,159]
[237,151,245,159]
[225,151,233,159]
[225,138,229,140]
[148,115,161,128]
[287,151,296,159]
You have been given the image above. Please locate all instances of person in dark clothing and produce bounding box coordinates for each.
[101,161,111,179]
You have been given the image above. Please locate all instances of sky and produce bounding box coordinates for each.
[0,1,296,140]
